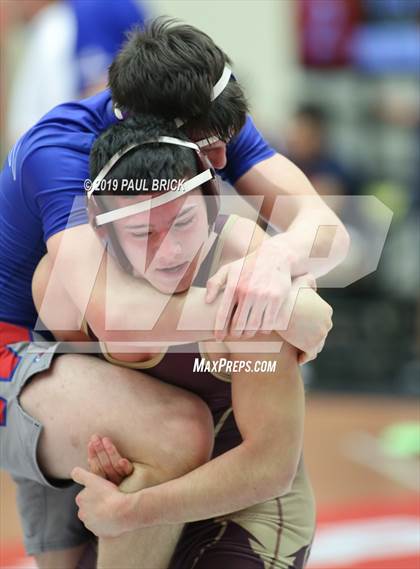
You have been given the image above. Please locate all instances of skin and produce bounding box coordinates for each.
[41,140,345,349]
[70,187,306,535]
[110,189,210,294]
[182,138,348,342]
[26,134,338,566]
[37,195,303,548]
[36,185,332,362]
[21,353,214,569]
[31,190,331,566]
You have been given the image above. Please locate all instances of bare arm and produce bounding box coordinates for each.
[234,153,351,278]
[126,338,304,527]
[213,217,333,357]
[40,219,331,357]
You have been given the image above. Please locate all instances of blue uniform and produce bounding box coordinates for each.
[69,0,147,93]
[0,89,275,328]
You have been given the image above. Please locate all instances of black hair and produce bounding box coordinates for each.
[90,114,198,193]
[109,17,248,142]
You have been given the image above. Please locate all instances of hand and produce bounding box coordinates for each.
[277,274,333,364]
[206,240,294,340]
[71,467,135,538]
[88,434,133,486]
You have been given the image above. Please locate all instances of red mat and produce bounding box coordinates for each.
[1,498,419,569]
[308,498,420,569]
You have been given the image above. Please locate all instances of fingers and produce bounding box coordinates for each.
[71,466,93,487]
[214,280,238,340]
[317,339,326,354]
[210,256,297,340]
[261,292,284,333]
[206,265,228,303]
[88,435,127,485]
[240,295,266,338]
[102,437,134,477]
[87,439,105,478]
[230,295,253,337]
[118,458,134,477]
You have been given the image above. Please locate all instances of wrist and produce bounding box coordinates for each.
[123,489,149,532]
[130,486,162,529]
[265,234,298,273]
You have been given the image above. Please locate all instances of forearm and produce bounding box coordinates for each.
[275,206,350,278]
[132,441,290,528]
[100,260,302,346]
[235,154,350,278]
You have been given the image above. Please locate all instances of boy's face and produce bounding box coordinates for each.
[198,139,227,170]
[186,131,228,170]
[110,189,210,294]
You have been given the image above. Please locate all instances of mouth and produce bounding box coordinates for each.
[155,261,190,278]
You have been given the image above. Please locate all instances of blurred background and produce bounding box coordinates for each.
[1,1,419,568]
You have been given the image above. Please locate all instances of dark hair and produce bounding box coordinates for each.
[109,17,248,142]
[90,114,198,192]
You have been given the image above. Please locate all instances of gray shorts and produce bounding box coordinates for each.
[0,325,92,555]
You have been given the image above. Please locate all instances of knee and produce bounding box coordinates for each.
[121,396,214,493]
[156,394,214,478]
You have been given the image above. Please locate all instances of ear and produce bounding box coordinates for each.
[87,196,108,242]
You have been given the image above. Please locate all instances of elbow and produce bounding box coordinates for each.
[269,465,297,497]
[320,204,351,266]
[260,453,298,498]
[336,221,351,265]
[253,467,296,502]
[245,442,300,501]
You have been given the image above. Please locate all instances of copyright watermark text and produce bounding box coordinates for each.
[84,178,185,193]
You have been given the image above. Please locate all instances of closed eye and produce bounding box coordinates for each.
[174,215,195,228]
[130,215,195,238]
[131,231,150,239]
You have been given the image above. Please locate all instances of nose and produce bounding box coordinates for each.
[204,144,227,169]
[154,230,183,266]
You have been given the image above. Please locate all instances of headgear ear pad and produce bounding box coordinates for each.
[88,194,134,273]
[194,152,220,228]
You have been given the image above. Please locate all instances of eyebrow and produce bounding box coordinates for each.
[124,204,197,230]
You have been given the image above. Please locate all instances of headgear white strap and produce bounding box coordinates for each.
[195,135,220,149]
[174,65,232,128]
[87,137,200,198]
[155,136,199,150]
[211,65,231,101]
[95,169,214,226]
